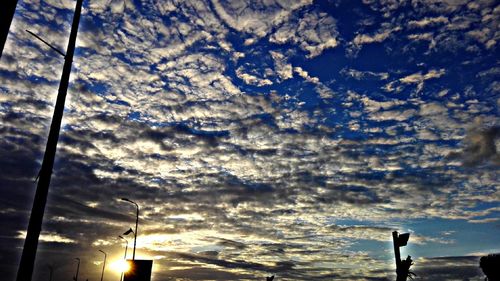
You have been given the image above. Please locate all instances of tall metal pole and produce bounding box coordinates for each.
[118,235,128,281]
[99,250,107,281]
[74,258,80,281]
[0,0,18,59]
[15,1,83,280]
[121,198,139,260]
[392,231,401,270]
[133,205,138,260]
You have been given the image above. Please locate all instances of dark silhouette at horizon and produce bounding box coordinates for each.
[480,254,500,281]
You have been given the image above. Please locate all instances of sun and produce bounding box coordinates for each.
[110,259,130,273]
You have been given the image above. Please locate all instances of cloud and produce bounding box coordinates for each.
[270,10,339,58]
[455,125,500,167]
[383,69,446,93]
[408,16,449,29]
[412,256,483,281]
[211,0,312,38]
[294,66,319,83]
[369,109,417,122]
[353,27,401,46]
[235,66,273,86]
[269,51,293,81]
[17,231,75,244]
[340,68,389,81]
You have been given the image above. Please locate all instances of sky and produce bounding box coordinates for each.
[0,0,499,280]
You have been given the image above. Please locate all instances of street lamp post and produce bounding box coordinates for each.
[118,235,129,260]
[73,258,80,281]
[392,231,413,281]
[121,198,139,260]
[99,250,107,281]
[118,235,128,281]
[15,2,84,280]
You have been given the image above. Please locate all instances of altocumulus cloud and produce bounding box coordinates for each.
[0,0,498,280]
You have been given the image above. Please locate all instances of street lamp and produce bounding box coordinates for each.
[123,228,133,236]
[73,258,80,281]
[99,250,107,281]
[118,235,128,281]
[392,231,414,281]
[15,3,84,281]
[121,198,139,260]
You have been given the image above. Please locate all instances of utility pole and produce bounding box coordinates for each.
[0,0,18,59]
[15,1,83,280]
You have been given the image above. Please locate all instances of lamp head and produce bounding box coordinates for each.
[397,233,410,247]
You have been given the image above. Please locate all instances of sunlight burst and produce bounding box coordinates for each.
[110,260,130,273]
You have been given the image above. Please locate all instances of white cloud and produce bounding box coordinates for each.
[353,26,401,45]
[408,16,449,29]
[270,11,339,58]
[383,69,446,93]
[269,51,293,80]
[211,0,312,38]
[236,66,273,86]
[17,231,76,244]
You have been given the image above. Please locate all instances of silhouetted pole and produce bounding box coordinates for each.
[121,198,139,260]
[99,250,107,281]
[118,235,128,281]
[15,1,83,281]
[73,258,80,281]
[392,231,401,270]
[0,0,18,59]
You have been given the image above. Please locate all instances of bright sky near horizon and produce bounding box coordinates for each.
[0,0,499,280]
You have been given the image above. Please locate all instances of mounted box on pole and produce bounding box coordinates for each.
[16,0,84,280]
[124,260,153,281]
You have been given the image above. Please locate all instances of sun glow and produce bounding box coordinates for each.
[110,260,130,273]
